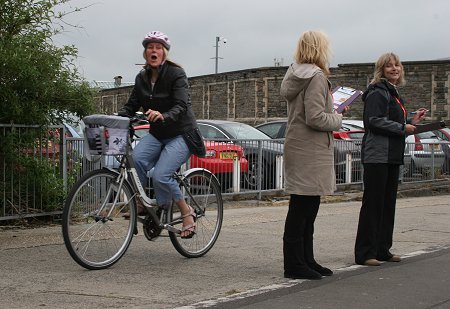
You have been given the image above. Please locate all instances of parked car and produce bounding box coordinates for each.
[255,119,363,183]
[129,124,249,190]
[197,120,284,189]
[23,123,81,158]
[15,122,84,177]
[254,119,287,139]
[305,119,446,178]
[332,129,364,183]
[333,129,364,141]
[404,130,445,176]
[432,128,450,174]
[341,119,364,131]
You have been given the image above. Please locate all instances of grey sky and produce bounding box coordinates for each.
[55,0,450,83]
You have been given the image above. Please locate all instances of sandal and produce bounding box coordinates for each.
[122,199,146,219]
[180,205,197,239]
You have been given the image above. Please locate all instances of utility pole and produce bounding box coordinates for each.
[212,36,227,74]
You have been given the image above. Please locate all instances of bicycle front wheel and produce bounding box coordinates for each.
[169,169,223,258]
[62,168,136,270]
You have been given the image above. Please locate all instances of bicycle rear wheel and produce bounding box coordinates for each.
[169,169,223,258]
[62,168,136,270]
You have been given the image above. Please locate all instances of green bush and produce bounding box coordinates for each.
[0,0,95,219]
[0,128,67,215]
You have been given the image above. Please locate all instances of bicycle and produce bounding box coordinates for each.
[62,113,223,270]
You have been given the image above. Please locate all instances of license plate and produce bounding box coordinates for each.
[220,152,238,159]
[432,144,440,150]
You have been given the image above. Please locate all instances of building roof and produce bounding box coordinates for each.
[89,80,134,89]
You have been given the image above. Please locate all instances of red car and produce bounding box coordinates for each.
[133,125,249,190]
[333,130,364,141]
[21,124,80,161]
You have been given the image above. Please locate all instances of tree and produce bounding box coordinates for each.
[0,0,95,125]
[0,0,96,219]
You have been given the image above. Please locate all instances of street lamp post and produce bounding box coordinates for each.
[213,36,227,74]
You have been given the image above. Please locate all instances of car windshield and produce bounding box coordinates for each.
[257,123,283,138]
[220,122,271,139]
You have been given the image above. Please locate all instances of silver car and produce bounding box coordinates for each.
[404,131,445,175]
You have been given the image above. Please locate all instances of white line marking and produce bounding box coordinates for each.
[176,245,450,309]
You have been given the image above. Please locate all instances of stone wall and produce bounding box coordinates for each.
[95,60,450,123]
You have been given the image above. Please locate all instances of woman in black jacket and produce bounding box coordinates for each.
[354,52,427,266]
[119,31,204,239]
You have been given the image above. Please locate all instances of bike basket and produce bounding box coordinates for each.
[82,114,130,158]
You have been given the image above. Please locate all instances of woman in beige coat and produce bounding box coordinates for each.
[281,30,344,280]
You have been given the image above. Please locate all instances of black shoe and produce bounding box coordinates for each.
[284,266,322,280]
[308,262,333,276]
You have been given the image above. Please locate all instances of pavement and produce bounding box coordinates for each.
[217,247,450,309]
[0,183,449,308]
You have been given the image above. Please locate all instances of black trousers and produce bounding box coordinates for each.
[355,163,400,264]
[283,194,320,272]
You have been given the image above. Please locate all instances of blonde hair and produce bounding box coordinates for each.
[294,30,331,75]
[371,52,405,86]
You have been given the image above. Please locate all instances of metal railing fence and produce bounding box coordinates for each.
[1,124,69,220]
[1,124,449,221]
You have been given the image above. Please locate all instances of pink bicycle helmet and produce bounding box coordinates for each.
[142,31,171,50]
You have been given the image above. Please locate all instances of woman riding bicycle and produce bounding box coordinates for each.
[118,31,205,239]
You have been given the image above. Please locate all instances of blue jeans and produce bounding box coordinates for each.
[133,133,191,207]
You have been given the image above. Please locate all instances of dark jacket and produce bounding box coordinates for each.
[361,79,408,165]
[119,62,205,156]
[119,62,197,139]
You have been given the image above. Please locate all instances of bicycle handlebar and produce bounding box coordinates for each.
[115,111,149,125]
[129,112,149,125]
[116,111,164,126]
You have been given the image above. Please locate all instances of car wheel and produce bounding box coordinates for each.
[216,174,232,191]
[410,159,419,176]
[335,164,345,184]
[244,155,267,190]
[402,163,410,177]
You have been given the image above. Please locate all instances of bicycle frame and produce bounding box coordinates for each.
[118,146,154,208]
[63,114,224,269]
[111,145,198,235]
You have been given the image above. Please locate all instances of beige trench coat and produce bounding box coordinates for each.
[280,63,342,196]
